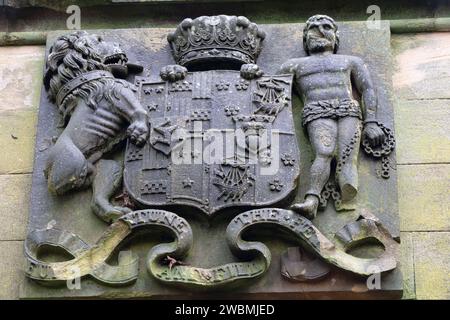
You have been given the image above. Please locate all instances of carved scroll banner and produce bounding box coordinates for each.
[25,210,191,286]
[226,209,398,277]
[25,208,397,289]
[25,209,266,288]
[25,224,139,285]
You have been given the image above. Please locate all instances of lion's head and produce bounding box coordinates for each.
[44,31,128,104]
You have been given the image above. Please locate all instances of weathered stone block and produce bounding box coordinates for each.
[395,99,450,164]
[0,46,44,174]
[0,110,38,174]
[413,232,450,299]
[0,174,31,241]
[0,46,45,112]
[400,232,415,299]
[0,241,24,300]
[398,164,450,232]
[392,33,450,100]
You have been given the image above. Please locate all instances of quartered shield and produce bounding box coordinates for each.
[124,70,300,216]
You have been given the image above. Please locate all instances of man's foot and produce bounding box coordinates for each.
[290,195,319,220]
[340,183,357,201]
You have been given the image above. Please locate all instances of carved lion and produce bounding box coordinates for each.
[43,31,148,222]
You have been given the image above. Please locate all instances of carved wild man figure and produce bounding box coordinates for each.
[43,31,149,222]
[280,15,386,219]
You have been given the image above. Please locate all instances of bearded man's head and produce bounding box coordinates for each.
[303,15,340,55]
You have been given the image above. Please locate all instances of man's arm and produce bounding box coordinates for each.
[351,57,384,146]
[277,59,298,75]
[351,57,377,122]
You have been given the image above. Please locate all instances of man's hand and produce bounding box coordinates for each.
[363,122,385,147]
[240,63,263,80]
[160,64,188,82]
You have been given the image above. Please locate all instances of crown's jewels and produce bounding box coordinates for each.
[167,15,266,68]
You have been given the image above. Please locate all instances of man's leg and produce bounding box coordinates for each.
[336,116,362,201]
[291,118,337,219]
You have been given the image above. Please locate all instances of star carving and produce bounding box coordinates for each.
[182,178,194,188]
[147,103,158,112]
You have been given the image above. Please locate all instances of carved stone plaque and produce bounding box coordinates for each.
[21,17,402,299]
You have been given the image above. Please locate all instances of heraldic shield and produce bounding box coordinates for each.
[124,70,300,216]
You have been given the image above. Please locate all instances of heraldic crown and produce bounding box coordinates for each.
[167,15,266,70]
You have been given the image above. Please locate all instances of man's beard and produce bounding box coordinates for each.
[307,37,335,53]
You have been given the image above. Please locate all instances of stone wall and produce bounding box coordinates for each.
[0,32,448,299]
[392,32,450,299]
[0,45,44,299]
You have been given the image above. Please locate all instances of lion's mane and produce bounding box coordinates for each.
[43,31,123,121]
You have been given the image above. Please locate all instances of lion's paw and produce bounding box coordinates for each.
[92,199,133,223]
[127,120,148,146]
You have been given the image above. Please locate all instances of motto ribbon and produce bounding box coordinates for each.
[226,208,398,277]
[25,208,398,288]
